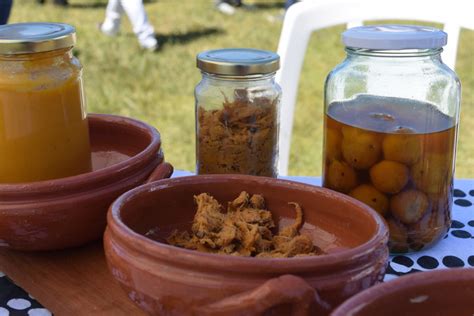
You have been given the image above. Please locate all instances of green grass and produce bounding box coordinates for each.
[9,0,474,177]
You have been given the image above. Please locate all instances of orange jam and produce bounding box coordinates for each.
[0,49,91,183]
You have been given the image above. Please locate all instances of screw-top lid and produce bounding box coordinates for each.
[342,25,447,50]
[197,48,280,76]
[0,22,76,55]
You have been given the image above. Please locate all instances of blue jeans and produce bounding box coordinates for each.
[0,0,12,25]
[285,0,298,10]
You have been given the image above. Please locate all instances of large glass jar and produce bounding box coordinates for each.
[323,25,461,253]
[195,48,281,177]
[0,23,91,183]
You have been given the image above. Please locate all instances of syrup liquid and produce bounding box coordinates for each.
[323,95,457,253]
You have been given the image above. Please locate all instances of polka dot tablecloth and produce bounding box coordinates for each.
[1,173,473,315]
[0,271,50,316]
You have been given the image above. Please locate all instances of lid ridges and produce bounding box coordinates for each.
[0,22,76,55]
[197,48,280,76]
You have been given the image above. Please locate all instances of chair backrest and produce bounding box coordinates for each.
[276,0,474,176]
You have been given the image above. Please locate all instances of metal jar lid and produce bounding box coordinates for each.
[0,22,76,55]
[197,48,280,76]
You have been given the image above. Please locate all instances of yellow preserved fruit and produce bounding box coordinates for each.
[411,153,452,194]
[382,132,422,165]
[370,160,409,194]
[324,100,457,253]
[408,210,448,247]
[349,184,389,216]
[324,128,342,162]
[390,190,429,224]
[326,160,358,193]
[387,218,408,253]
[341,126,382,169]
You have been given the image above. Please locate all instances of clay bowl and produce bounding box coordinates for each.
[331,268,474,316]
[104,175,389,316]
[0,114,173,251]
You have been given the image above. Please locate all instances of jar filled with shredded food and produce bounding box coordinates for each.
[195,48,281,177]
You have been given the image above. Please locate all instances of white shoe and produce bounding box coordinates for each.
[140,36,158,51]
[216,2,235,15]
[100,20,120,36]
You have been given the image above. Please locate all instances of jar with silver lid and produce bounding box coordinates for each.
[195,48,281,177]
[0,23,91,183]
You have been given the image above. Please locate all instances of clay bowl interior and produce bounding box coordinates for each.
[124,178,377,253]
[106,175,388,315]
[90,114,156,171]
[0,113,165,251]
[331,268,474,316]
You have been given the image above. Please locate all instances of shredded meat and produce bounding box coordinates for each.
[167,192,322,258]
[197,89,278,177]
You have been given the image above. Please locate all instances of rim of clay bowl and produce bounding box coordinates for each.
[0,114,161,196]
[108,175,389,274]
[331,268,474,316]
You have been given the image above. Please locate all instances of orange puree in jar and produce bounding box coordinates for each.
[0,23,91,183]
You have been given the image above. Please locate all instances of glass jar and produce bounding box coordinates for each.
[195,48,281,177]
[0,23,92,183]
[323,25,461,253]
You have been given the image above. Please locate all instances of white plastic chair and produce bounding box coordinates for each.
[276,0,474,176]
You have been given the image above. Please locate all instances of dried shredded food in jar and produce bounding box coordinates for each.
[197,89,278,177]
[167,191,322,258]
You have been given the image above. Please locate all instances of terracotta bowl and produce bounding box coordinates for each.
[331,268,474,316]
[0,114,173,251]
[104,175,389,316]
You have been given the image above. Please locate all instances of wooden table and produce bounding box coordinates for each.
[0,243,145,316]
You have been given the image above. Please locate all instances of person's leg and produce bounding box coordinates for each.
[100,0,123,36]
[53,0,68,6]
[285,0,298,10]
[119,0,157,50]
[225,0,242,5]
[0,0,13,25]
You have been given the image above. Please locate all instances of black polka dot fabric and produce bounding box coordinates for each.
[442,255,465,268]
[468,256,474,267]
[385,181,474,281]
[0,272,51,315]
[451,220,464,228]
[454,189,466,197]
[454,199,472,207]
[1,175,473,313]
[417,256,439,269]
[451,230,472,238]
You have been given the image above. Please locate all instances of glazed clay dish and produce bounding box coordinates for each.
[105,175,389,316]
[0,114,173,251]
[331,268,474,316]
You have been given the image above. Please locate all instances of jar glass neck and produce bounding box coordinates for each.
[345,47,443,59]
[201,71,276,82]
[0,47,73,61]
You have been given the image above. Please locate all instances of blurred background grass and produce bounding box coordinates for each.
[10,0,474,177]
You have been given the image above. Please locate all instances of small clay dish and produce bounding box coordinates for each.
[0,114,173,251]
[105,175,389,316]
[331,268,474,316]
